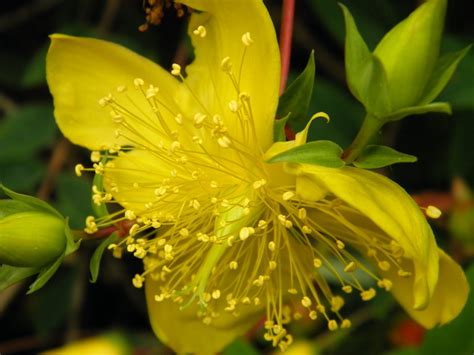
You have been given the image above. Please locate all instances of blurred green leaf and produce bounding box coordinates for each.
[277,51,315,123]
[90,233,119,283]
[353,145,417,169]
[223,338,259,355]
[21,46,47,88]
[0,159,45,194]
[29,266,78,338]
[449,112,474,180]
[267,140,345,168]
[0,51,27,86]
[0,104,56,162]
[56,173,93,229]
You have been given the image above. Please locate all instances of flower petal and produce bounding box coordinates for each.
[290,164,439,309]
[383,248,468,328]
[145,277,262,354]
[46,34,180,150]
[178,0,280,150]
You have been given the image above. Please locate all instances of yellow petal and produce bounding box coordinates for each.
[383,248,469,328]
[290,164,439,309]
[46,34,180,150]
[178,0,280,151]
[145,277,262,354]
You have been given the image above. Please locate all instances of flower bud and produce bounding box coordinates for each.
[374,0,446,109]
[0,211,66,267]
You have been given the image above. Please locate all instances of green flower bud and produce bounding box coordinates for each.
[373,0,446,109]
[0,211,66,267]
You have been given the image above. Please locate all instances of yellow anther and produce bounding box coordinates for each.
[282,191,295,201]
[154,294,165,302]
[229,261,238,270]
[344,261,357,273]
[90,151,101,163]
[269,261,277,270]
[426,205,442,219]
[241,32,253,46]
[171,63,181,76]
[253,275,265,287]
[129,223,140,236]
[239,227,254,241]
[342,285,353,294]
[313,258,322,268]
[301,296,312,308]
[116,85,126,93]
[253,297,261,306]
[341,319,352,329]
[398,270,412,277]
[378,260,391,271]
[309,311,318,320]
[145,84,159,99]
[220,56,232,72]
[84,215,98,234]
[377,278,393,291]
[202,316,212,325]
[217,135,232,148]
[298,208,307,220]
[132,274,145,288]
[133,78,144,87]
[258,220,268,229]
[367,248,377,257]
[193,112,207,128]
[75,164,84,177]
[328,320,339,331]
[330,296,344,312]
[125,210,136,220]
[164,244,173,253]
[288,288,298,295]
[336,240,345,249]
[253,179,267,189]
[174,113,183,125]
[316,304,326,313]
[193,25,207,37]
[212,290,221,299]
[268,241,276,251]
[228,100,239,113]
[361,288,376,301]
[302,225,312,234]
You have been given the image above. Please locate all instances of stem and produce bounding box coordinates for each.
[279,0,295,95]
[342,114,384,164]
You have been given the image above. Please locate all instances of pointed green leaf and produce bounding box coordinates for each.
[0,264,40,292]
[0,184,62,218]
[384,102,452,121]
[340,4,391,116]
[420,45,472,105]
[64,219,81,256]
[27,254,64,294]
[353,145,417,169]
[273,113,291,142]
[276,51,315,122]
[90,232,119,283]
[267,140,345,168]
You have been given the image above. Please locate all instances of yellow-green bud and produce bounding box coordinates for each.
[0,211,66,267]
[374,0,446,109]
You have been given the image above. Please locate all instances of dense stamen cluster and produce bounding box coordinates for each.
[76,28,415,351]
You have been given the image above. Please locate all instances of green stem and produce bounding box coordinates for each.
[343,114,384,164]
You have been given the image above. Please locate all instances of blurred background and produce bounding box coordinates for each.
[0,0,473,354]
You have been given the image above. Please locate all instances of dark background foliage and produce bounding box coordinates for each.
[0,0,472,354]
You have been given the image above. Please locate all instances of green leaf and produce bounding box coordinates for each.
[223,338,259,355]
[353,145,417,169]
[276,51,315,122]
[0,264,40,292]
[419,263,474,355]
[21,46,47,88]
[0,159,45,194]
[64,220,81,256]
[56,173,93,228]
[90,233,119,283]
[420,45,472,105]
[273,113,291,142]
[340,4,391,116]
[0,104,56,162]
[384,102,452,121]
[0,200,35,218]
[267,140,345,168]
[27,254,64,294]
[0,184,62,218]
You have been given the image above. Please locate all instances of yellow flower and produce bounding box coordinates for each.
[46,0,468,353]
